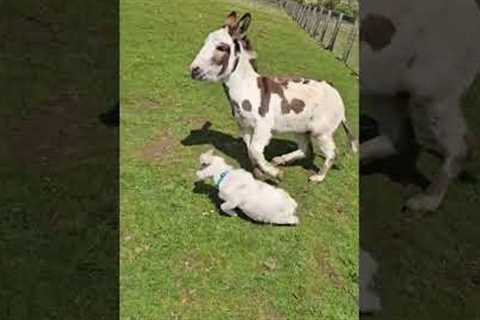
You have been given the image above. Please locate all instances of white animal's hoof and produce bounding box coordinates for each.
[405,193,441,212]
[265,167,283,180]
[272,156,285,166]
[309,174,325,183]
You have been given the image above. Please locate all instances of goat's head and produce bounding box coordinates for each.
[189,11,255,82]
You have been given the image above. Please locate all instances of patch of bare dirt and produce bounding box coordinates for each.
[139,131,177,162]
[313,245,345,290]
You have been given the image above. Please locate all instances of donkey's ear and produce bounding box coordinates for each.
[236,13,252,35]
[225,11,237,27]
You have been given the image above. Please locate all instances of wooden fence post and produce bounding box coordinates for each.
[312,7,324,37]
[327,13,344,51]
[343,18,358,62]
[308,7,318,34]
[303,7,313,32]
[301,5,309,27]
[298,5,305,24]
[309,7,317,31]
[299,5,306,27]
[320,10,332,44]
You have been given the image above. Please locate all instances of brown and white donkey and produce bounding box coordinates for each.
[189,11,357,182]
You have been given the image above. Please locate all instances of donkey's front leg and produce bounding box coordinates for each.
[240,127,252,147]
[240,127,265,178]
[249,126,282,179]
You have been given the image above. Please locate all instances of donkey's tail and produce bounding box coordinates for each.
[341,119,358,153]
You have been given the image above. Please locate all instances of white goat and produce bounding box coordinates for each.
[190,11,357,183]
[196,150,299,225]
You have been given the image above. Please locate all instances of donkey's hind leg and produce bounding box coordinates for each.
[310,133,336,182]
[272,133,311,166]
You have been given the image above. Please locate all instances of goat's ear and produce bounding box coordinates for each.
[225,11,237,28]
[236,13,251,35]
[206,149,214,156]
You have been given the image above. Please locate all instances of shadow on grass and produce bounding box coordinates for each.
[181,121,320,173]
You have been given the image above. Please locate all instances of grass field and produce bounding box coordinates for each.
[120,0,359,319]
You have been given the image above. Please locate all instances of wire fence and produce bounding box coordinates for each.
[270,0,359,74]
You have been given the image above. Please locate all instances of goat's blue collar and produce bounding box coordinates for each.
[214,170,230,188]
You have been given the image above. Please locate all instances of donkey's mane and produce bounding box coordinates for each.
[237,35,258,71]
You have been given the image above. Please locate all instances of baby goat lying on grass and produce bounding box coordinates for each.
[196,150,299,225]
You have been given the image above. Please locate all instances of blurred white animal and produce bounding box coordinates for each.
[196,150,299,225]
[360,0,480,211]
[360,249,382,313]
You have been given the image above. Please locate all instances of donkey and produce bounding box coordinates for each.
[189,11,358,182]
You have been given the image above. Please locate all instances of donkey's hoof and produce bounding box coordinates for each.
[272,156,285,166]
[309,174,325,183]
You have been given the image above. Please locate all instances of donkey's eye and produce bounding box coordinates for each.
[216,44,229,52]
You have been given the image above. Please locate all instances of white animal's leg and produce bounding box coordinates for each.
[220,201,238,216]
[249,127,281,178]
[360,134,398,164]
[240,127,252,147]
[240,127,266,178]
[406,95,468,211]
[272,133,310,166]
[310,134,336,182]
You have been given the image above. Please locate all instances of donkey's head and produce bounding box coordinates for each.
[189,11,255,82]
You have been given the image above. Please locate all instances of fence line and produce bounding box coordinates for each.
[271,0,359,74]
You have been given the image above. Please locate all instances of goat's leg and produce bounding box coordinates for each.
[272,133,311,166]
[249,127,282,179]
[405,95,468,211]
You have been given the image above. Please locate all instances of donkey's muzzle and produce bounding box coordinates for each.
[191,67,203,80]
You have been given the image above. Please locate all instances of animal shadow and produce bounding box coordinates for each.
[99,102,119,127]
[181,121,319,173]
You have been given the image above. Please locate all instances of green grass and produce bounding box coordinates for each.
[120,0,358,319]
